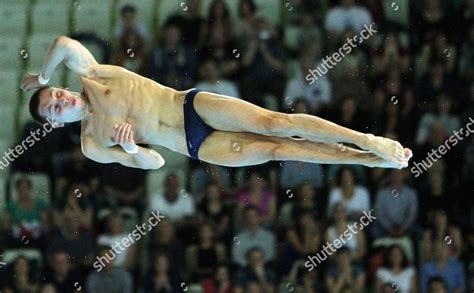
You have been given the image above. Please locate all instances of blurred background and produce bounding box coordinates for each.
[0,0,473,292]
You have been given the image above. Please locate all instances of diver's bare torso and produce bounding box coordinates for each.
[80,64,190,155]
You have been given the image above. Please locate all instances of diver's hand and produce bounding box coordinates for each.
[20,73,43,92]
[113,123,136,152]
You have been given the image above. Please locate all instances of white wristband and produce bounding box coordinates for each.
[124,144,139,154]
[38,73,50,85]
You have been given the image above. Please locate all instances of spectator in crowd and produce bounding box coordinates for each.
[324,0,373,41]
[142,253,182,293]
[284,210,321,274]
[240,18,287,105]
[196,182,232,242]
[113,4,149,47]
[201,0,234,49]
[283,40,332,115]
[279,182,320,227]
[195,59,240,98]
[52,182,93,230]
[327,167,371,220]
[97,212,137,271]
[148,22,197,90]
[86,246,133,293]
[2,256,39,292]
[416,95,461,146]
[99,163,146,212]
[326,203,366,262]
[56,145,99,196]
[149,218,184,271]
[111,28,147,74]
[373,169,418,239]
[420,240,466,293]
[232,205,276,267]
[427,276,449,293]
[375,245,417,293]
[1,178,48,245]
[232,0,259,45]
[372,31,410,76]
[237,169,276,225]
[458,25,474,80]
[165,0,205,48]
[235,247,276,292]
[185,222,226,282]
[286,260,323,292]
[42,250,81,292]
[47,208,95,267]
[417,32,456,77]
[420,209,462,263]
[325,247,366,292]
[190,162,232,199]
[279,111,324,189]
[203,264,235,293]
[149,174,195,224]
[412,0,451,46]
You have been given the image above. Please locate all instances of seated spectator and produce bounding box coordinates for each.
[185,223,226,282]
[284,41,332,115]
[412,0,450,46]
[197,182,232,241]
[420,240,466,293]
[190,162,232,199]
[327,167,371,220]
[164,0,205,48]
[113,4,149,48]
[47,208,95,267]
[284,210,321,274]
[287,260,324,292]
[149,174,195,224]
[324,247,366,292]
[418,32,456,77]
[235,247,276,292]
[372,169,418,239]
[326,203,366,262]
[427,276,449,293]
[237,169,276,225]
[99,163,146,212]
[2,256,39,292]
[111,28,147,74]
[86,246,133,293]
[420,209,462,263]
[53,182,93,230]
[232,206,276,267]
[203,264,235,293]
[148,22,197,90]
[324,0,373,40]
[41,250,82,292]
[240,18,287,105]
[232,0,259,45]
[97,212,137,271]
[416,95,460,146]
[142,253,182,293]
[149,218,184,271]
[375,245,416,293]
[280,183,320,227]
[56,145,99,196]
[2,178,48,245]
[372,31,410,76]
[195,59,240,98]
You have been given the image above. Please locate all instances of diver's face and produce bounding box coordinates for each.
[38,87,85,124]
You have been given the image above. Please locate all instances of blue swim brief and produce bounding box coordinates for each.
[183,89,215,160]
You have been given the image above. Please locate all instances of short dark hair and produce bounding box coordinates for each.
[120,4,136,16]
[29,86,50,125]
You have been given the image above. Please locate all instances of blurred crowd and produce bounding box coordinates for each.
[1,0,474,292]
